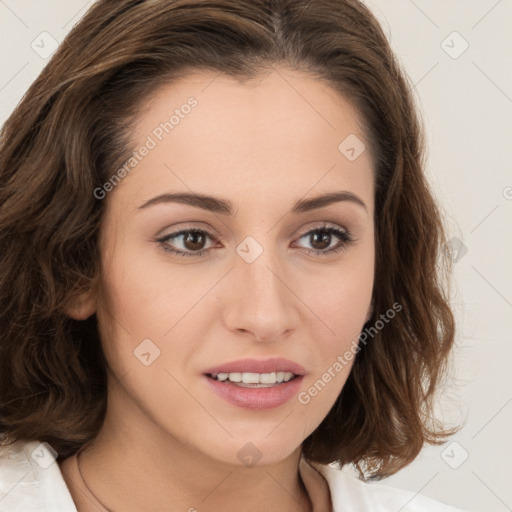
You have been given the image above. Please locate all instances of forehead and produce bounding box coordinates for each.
[116,67,374,213]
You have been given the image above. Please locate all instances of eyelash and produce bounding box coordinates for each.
[155,224,355,258]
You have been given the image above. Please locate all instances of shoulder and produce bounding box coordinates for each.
[0,438,77,511]
[309,460,467,512]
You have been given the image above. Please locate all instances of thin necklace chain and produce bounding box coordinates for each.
[75,447,114,512]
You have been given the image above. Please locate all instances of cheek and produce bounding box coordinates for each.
[304,242,374,341]
[95,237,218,386]
[95,258,205,420]
[97,231,206,335]
[315,270,373,343]
[294,246,373,414]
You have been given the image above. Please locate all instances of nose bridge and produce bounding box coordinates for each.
[238,235,289,310]
[242,245,284,301]
[223,233,298,340]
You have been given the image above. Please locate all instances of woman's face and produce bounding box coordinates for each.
[93,67,375,466]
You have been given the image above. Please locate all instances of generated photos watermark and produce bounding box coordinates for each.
[298,301,402,405]
[93,97,198,200]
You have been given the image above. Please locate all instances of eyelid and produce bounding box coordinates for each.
[156,222,222,241]
[295,221,349,237]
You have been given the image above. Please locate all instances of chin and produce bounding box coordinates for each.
[202,435,303,468]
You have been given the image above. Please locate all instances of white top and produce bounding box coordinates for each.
[0,439,465,511]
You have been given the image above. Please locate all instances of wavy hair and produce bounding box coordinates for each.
[0,0,456,478]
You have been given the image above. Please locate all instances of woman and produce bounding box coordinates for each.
[0,0,463,510]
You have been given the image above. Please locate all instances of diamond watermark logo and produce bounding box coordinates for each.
[441,31,469,59]
[445,237,468,263]
[134,338,161,366]
[31,442,58,469]
[31,31,59,59]
[236,236,263,263]
[441,441,469,469]
[338,134,366,161]
[237,442,262,467]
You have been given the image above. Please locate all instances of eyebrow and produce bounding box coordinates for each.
[137,190,367,215]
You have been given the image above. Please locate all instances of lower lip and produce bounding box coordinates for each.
[204,375,304,410]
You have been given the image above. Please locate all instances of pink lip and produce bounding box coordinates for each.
[203,357,306,377]
[204,374,304,410]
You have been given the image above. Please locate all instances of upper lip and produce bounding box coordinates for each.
[204,357,306,377]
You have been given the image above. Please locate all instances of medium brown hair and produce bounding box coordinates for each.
[0,0,456,478]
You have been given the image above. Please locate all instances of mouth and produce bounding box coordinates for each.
[202,357,306,410]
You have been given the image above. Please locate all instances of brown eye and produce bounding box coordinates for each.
[181,231,207,251]
[309,229,333,251]
[294,225,354,256]
[156,229,217,257]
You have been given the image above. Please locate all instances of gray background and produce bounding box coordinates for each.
[1,1,511,511]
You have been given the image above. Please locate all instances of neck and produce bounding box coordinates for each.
[76,440,312,512]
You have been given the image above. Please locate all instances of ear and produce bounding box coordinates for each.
[65,284,97,321]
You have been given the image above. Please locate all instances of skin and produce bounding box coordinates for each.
[59,66,375,512]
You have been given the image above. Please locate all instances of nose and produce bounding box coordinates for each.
[222,245,299,343]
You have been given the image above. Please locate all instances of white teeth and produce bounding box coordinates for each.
[260,372,277,384]
[212,371,296,385]
[241,372,260,384]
